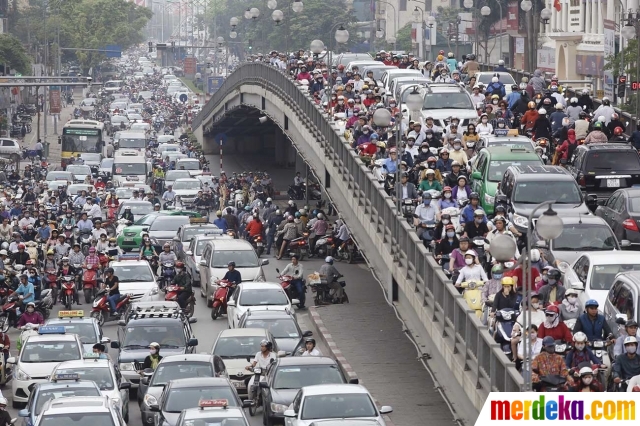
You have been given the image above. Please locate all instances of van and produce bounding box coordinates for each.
[603,271,640,337]
[103,80,124,93]
[114,131,147,154]
[112,151,150,187]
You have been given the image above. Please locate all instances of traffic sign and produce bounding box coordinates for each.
[207,76,225,95]
[214,132,228,145]
[103,45,122,58]
[179,93,188,103]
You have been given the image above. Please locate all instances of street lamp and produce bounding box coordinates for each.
[244,8,252,19]
[272,9,284,25]
[250,7,260,19]
[230,17,239,29]
[520,0,532,11]
[335,26,349,44]
[292,0,304,13]
[521,202,563,392]
[372,108,392,127]
[412,6,421,22]
[310,39,325,57]
[406,88,424,111]
[267,0,277,9]
[216,36,225,46]
[229,31,237,39]
[376,28,385,39]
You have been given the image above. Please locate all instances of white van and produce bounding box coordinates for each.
[112,151,149,187]
[103,80,124,93]
[114,130,147,154]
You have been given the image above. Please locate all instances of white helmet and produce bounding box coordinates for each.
[465,249,478,258]
[538,108,547,115]
[0,397,7,406]
[266,197,272,202]
[598,115,605,122]
[530,249,540,263]
[625,336,638,345]
[570,97,578,103]
[498,60,505,66]
[492,76,499,83]
[325,256,334,263]
[579,366,594,377]
[573,331,588,343]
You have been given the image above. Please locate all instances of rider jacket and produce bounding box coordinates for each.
[573,313,612,342]
[565,347,600,369]
[613,353,640,380]
[174,271,192,294]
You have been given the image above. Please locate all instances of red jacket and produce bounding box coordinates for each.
[504,265,540,291]
[246,220,264,237]
[538,321,573,343]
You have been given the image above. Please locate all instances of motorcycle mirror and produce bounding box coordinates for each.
[275,268,280,273]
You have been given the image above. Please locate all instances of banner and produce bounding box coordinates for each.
[604,19,615,100]
[49,85,61,114]
[184,57,197,76]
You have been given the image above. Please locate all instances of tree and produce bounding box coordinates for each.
[604,40,639,115]
[0,33,31,75]
[392,23,412,53]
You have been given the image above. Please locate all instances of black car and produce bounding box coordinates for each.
[567,144,640,202]
[110,308,198,386]
[237,309,313,355]
[150,377,251,426]
[137,353,228,426]
[259,356,359,425]
[596,188,640,249]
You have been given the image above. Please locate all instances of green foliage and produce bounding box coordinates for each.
[0,33,31,75]
[392,23,413,52]
[604,39,640,115]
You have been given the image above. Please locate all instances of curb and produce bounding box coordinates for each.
[309,307,397,426]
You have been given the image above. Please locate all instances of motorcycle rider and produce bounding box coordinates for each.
[319,256,345,303]
[613,336,640,390]
[158,243,177,264]
[572,299,614,344]
[531,336,573,389]
[16,302,44,327]
[455,250,487,288]
[222,261,241,300]
[58,256,81,305]
[565,331,600,369]
[246,339,276,401]
[537,305,574,342]
[463,209,489,239]
[538,268,565,306]
[593,97,615,124]
[0,397,13,426]
[300,338,323,356]
[559,288,582,321]
[141,342,163,370]
[14,274,35,315]
[572,366,604,392]
[12,243,30,267]
[245,215,264,245]
[460,193,485,227]
[615,320,639,358]
[584,121,608,144]
[103,267,120,316]
[120,206,134,222]
[172,261,192,310]
[281,255,305,308]
[414,194,439,247]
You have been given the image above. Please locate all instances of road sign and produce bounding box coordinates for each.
[179,93,188,103]
[49,85,61,114]
[103,45,121,58]
[184,57,197,76]
[214,132,227,145]
[207,76,225,95]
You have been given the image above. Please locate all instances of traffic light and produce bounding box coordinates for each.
[148,42,153,53]
[248,39,252,51]
[618,75,627,99]
[156,43,167,50]
[171,41,176,49]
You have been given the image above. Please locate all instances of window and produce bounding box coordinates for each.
[151,362,214,386]
[607,193,621,209]
[591,264,640,291]
[212,250,259,268]
[55,367,114,390]
[609,281,623,306]
[165,387,239,412]
[149,217,189,231]
[239,289,289,306]
[2,140,15,147]
[301,394,377,420]
[586,151,640,172]
[123,325,186,348]
[551,224,617,251]
[113,163,146,175]
[21,341,81,362]
[487,160,541,182]
[172,180,201,190]
[39,413,115,426]
[273,365,344,389]
[572,256,589,284]
[611,193,625,213]
[513,181,582,204]
[203,245,211,267]
[35,388,101,415]
[112,265,154,283]
[243,318,299,339]
[614,283,635,321]
[399,0,407,10]
[213,336,264,358]
[423,92,473,110]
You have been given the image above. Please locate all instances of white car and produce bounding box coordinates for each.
[227,282,296,329]
[283,384,393,426]
[109,260,160,301]
[37,396,125,426]
[66,165,93,183]
[172,178,202,206]
[176,158,203,177]
[184,234,232,286]
[0,138,21,160]
[9,326,84,407]
[50,357,132,422]
[416,83,478,129]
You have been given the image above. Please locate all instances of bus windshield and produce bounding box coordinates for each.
[62,128,102,154]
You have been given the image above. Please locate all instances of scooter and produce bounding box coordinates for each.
[115,219,132,236]
[158,262,175,290]
[164,285,195,318]
[17,323,40,352]
[82,264,98,304]
[0,343,11,386]
[276,268,305,308]
[248,366,263,416]
[288,237,308,259]
[308,272,349,305]
[60,275,77,310]
[90,289,138,327]
[536,374,567,392]
[249,234,264,257]
[494,308,519,358]
[78,230,92,256]
[0,294,20,332]
[211,280,233,320]
[460,281,485,318]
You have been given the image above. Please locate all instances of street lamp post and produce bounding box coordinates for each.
[463,0,478,59]
[376,0,398,51]
[270,0,304,52]
[622,12,640,119]
[521,202,564,391]
[412,6,424,58]
[480,5,491,63]
[520,0,551,70]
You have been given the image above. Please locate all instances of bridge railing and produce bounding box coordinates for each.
[193,62,524,405]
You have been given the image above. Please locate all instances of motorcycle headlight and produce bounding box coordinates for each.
[270,403,288,413]
[119,362,134,371]
[92,298,101,308]
[512,214,528,229]
[144,393,158,407]
[484,193,495,205]
[16,367,31,381]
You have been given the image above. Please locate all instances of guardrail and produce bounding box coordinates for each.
[193,62,524,407]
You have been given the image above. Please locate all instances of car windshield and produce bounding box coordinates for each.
[21,342,81,363]
[123,325,185,348]
[55,367,114,390]
[551,225,618,251]
[122,202,153,216]
[150,217,189,231]
[164,387,238,412]
[273,365,344,389]
[46,172,72,182]
[589,264,640,290]
[477,73,516,85]
[364,67,393,81]
[100,159,113,169]
[39,413,115,426]
[183,228,219,242]
[212,250,258,268]
[586,152,640,171]
[173,180,201,190]
[166,171,191,181]
[487,160,541,182]
[151,362,214,386]
[66,165,92,175]
[513,181,582,204]
[423,92,473,110]
[213,336,264,358]
[243,318,299,339]
[114,163,146,175]
[112,265,154,282]
[177,161,200,170]
[68,185,94,196]
[52,323,98,344]
[119,137,146,148]
[301,394,377,420]
[487,141,535,150]
[239,289,288,306]
[35,388,101,415]
[134,214,160,225]
[81,154,101,162]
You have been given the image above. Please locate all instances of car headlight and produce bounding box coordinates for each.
[484,193,495,205]
[556,261,571,274]
[144,394,158,407]
[512,214,528,229]
[15,367,31,381]
[111,397,121,406]
[150,286,159,295]
[270,403,288,413]
[119,362,135,371]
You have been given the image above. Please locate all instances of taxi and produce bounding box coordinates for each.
[34,396,125,426]
[50,355,132,422]
[17,374,102,426]
[117,210,201,251]
[176,399,250,426]
[173,218,223,261]
[8,326,84,408]
[44,310,110,354]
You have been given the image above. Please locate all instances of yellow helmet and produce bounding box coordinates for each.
[362,85,369,90]
[376,141,386,148]
[491,94,500,100]
[437,55,444,61]
[47,249,54,255]
[501,277,516,286]
[109,237,117,242]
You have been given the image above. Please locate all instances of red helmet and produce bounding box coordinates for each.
[26,260,34,266]
[439,50,445,55]
[443,186,452,192]
[175,261,184,268]
[18,243,25,250]
[545,305,560,314]
[614,126,624,136]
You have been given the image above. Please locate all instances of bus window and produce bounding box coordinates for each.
[62,129,102,154]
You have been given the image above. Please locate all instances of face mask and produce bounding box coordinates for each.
[492,100,499,105]
[567,296,578,304]
[582,377,593,385]
[363,131,369,134]
[475,218,482,224]
[150,349,157,355]
[454,145,461,151]
[530,331,538,339]
[627,346,637,354]
[498,123,505,128]
[541,274,549,282]
[482,119,488,123]
[465,258,473,265]
[545,346,556,354]
[27,308,34,313]
[426,134,433,139]
[504,262,514,268]
[493,274,503,280]
[421,148,428,153]
[575,343,586,351]
[423,200,431,206]
[175,268,182,273]
[338,101,343,104]
[445,193,451,199]
[390,103,396,107]
[442,219,450,224]
[548,279,557,285]
[446,231,455,238]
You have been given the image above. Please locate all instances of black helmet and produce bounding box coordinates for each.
[469,192,479,200]
[547,268,561,280]
[441,213,451,220]
[228,261,236,267]
[579,111,587,119]
[305,337,316,346]
[495,205,506,213]
[105,267,114,275]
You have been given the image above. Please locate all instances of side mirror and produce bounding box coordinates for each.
[6,357,16,364]
[586,194,598,205]
[188,317,198,324]
[227,300,236,307]
[283,410,296,418]
[535,240,548,249]
[101,337,111,343]
[302,330,313,337]
[110,341,120,349]
[471,171,482,180]
[570,281,585,291]
[185,250,192,256]
[259,382,269,389]
[119,382,132,390]
[187,338,198,346]
[621,239,632,248]
[277,350,287,357]
[118,320,127,326]
[275,268,280,273]
[17,410,28,418]
[199,260,206,266]
[148,404,160,412]
[261,259,269,266]
[349,378,359,384]
[380,406,394,414]
[142,227,149,232]
[141,376,150,385]
[291,299,300,305]
[172,236,180,242]
[242,400,254,408]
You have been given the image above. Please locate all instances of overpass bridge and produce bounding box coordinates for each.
[192,62,523,415]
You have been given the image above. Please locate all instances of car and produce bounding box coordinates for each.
[389,76,430,106]
[158,144,181,154]
[227,283,297,329]
[165,170,192,188]
[472,134,536,155]
[537,215,627,266]
[211,328,281,398]
[564,252,640,309]
[66,183,95,197]
[80,153,103,175]
[126,113,143,122]
[260,357,357,425]
[361,64,397,83]
[183,234,232,286]
[596,188,640,248]
[99,158,114,179]
[114,184,153,201]
[137,354,228,426]
[50,356,132,422]
[238,308,312,354]
[134,72,145,80]
[470,147,543,215]
[283,384,393,426]
[173,219,223,261]
[165,151,188,164]
[196,174,215,188]
[65,164,93,183]
[567,144,640,202]
[115,200,154,222]
[45,310,110,354]
[199,240,269,307]
[45,170,73,184]
[495,165,596,234]
[176,400,251,426]
[109,260,160,301]
[333,52,372,67]
[604,271,640,336]
[474,71,517,95]
[35,396,125,426]
[147,214,191,251]
[379,69,423,96]
[156,135,176,144]
[172,178,202,206]
[130,122,151,132]
[111,115,130,127]
[150,377,248,426]
[17,375,102,426]
[110,307,198,386]
[8,326,84,408]
[345,60,380,73]
[416,83,477,129]
[117,211,201,251]
[0,137,23,160]
[175,158,203,177]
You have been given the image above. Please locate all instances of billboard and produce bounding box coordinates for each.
[49,86,61,114]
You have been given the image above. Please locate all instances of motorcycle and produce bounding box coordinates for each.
[0,294,19,333]
[314,235,334,258]
[461,281,485,318]
[308,272,349,305]
[248,366,263,416]
[90,289,137,326]
[17,323,40,351]
[287,237,308,259]
[0,343,11,386]
[276,268,304,308]
[536,374,567,392]
[78,230,92,256]
[63,224,76,245]
[60,275,77,310]
[249,234,264,257]
[143,255,159,275]
[233,190,245,209]
[163,285,195,318]
[334,237,362,264]
[494,308,519,358]
[115,219,132,236]
[82,264,99,304]
[211,280,233,320]
[402,199,417,222]
[158,262,175,290]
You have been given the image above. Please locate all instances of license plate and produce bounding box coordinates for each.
[124,238,134,242]
[607,178,620,188]
[257,243,263,246]
[232,381,245,389]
